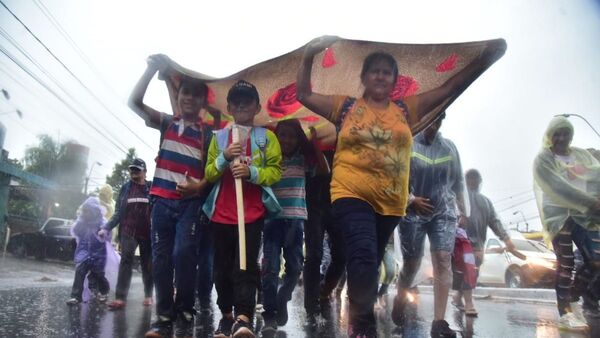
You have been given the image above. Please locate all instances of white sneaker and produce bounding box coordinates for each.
[557,312,588,332]
[570,302,587,323]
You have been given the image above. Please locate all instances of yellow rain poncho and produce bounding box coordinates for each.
[533,117,600,242]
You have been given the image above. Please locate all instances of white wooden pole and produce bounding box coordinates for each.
[232,126,247,270]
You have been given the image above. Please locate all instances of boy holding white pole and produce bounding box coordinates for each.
[203,80,282,338]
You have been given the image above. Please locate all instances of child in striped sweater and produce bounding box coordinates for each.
[260,119,329,334]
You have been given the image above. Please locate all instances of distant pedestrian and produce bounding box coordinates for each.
[99,158,153,310]
[452,169,514,315]
[66,197,111,305]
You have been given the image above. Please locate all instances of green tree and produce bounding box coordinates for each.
[106,148,137,198]
[16,134,87,220]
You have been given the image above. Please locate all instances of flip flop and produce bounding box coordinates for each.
[465,308,478,317]
[107,300,126,310]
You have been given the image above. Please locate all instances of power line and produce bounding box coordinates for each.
[1,0,154,151]
[496,196,537,213]
[0,34,129,156]
[493,189,534,204]
[0,65,119,160]
[0,44,129,155]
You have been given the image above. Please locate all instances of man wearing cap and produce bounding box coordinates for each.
[99,158,153,310]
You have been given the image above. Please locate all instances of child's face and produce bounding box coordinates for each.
[177,84,206,120]
[227,96,260,126]
[276,124,300,157]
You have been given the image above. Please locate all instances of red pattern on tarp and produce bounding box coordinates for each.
[322,48,337,68]
[436,53,459,73]
[390,75,420,100]
[300,116,320,122]
[207,85,216,104]
[267,82,303,118]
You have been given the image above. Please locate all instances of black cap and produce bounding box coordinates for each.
[128,158,146,171]
[227,80,259,103]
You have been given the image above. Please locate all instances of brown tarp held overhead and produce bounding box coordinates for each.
[160,36,504,146]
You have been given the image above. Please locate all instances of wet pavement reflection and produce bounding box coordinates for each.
[0,257,598,337]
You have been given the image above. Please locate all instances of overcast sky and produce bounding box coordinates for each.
[0,0,599,230]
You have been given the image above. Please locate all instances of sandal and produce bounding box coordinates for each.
[465,308,478,317]
[107,300,126,310]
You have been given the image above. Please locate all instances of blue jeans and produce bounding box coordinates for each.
[333,198,399,332]
[196,216,214,304]
[151,197,204,320]
[261,218,304,319]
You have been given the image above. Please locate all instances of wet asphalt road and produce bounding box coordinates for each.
[0,256,598,338]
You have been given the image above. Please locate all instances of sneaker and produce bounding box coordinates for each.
[430,319,456,338]
[96,293,108,303]
[66,298,80,306]
[305,312,319,329]
[214,316,235,338]
[569,302,587,323]
[557,312,588,332]
[107,299,126,310]
[145,320,173,338]
[391,294,407,327]
[261,315,277,334]
[348,324,377,338]
[319,295,333,320]
[199,298,212,314]
[276,296,289,326]
[231,318,255,338]
[175,312,194,338]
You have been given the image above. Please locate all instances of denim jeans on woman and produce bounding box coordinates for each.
[333,197,399,332]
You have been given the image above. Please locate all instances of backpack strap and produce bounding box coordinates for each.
[252,127,268,167]
[215,128,230,151]
[337,97,357,133]
[393,99,409,120]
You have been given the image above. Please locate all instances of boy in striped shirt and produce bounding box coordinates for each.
[129,54,215,338]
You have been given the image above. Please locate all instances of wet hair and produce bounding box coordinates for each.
[275,119,317,165]
[361,52,399,80]
[465,169,482,184]
[178,76,208,101]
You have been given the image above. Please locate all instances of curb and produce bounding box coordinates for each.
[416,285,556,305]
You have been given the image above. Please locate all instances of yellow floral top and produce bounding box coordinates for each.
[327,95,418,216]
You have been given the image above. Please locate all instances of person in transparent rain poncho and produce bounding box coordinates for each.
[394,112,467,338]
[533,116,600,332]
[66,197,120,305]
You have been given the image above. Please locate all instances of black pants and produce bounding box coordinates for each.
[70,259,109,300]
[213,220,263,319]
[333,198,399,332]
[115,234,153,300]
[303,175,346,315]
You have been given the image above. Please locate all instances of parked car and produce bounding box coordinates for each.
[478,230,556,288]
[7,217,76,261]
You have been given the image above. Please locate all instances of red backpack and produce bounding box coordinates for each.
[453,231,477,289]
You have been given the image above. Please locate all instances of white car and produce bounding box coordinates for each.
[478,230,556,288]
